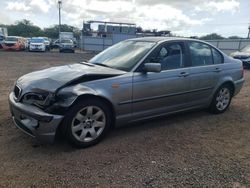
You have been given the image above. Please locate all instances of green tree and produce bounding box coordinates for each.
[0,19,81,39]
[7,19,43,37]
[199,33,225,40]
[44,24,80,39]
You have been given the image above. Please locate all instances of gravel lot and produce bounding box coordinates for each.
[0,51,250,187]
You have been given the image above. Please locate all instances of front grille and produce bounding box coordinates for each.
[5,43,15,47]
[14,85,21,99]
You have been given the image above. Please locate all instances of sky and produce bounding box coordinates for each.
[0,0,249,37]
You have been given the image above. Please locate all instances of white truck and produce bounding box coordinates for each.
[60,32,77,47]
[0,27,8,48]
[52,32,77,49]
[59,32,74,41]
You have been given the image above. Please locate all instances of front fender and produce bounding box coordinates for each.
[45,84,98,114]
[55,84,98,107]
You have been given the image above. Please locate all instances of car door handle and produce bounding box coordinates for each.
[179,72,189,77]
[214,68,222,72]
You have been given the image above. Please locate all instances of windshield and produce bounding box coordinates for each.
[89,40,156,71]
[31,38,44,43]
[240,45,250,53]
[5,37,18,42]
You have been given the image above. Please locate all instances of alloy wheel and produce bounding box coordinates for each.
[215,87,231,111]
[71,106,106,142]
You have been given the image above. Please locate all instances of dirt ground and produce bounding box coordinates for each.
[0,51,250,187]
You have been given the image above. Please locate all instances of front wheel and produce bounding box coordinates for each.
[62,99,112,148]
[209,84,233,114]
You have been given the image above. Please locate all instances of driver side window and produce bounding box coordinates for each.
[145,42,185,70]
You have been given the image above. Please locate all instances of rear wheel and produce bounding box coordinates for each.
[62,99,112,148]
[209,84,233,114]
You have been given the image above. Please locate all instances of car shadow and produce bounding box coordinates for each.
[35,108,211,153]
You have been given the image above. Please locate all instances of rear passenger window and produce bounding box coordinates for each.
[212,48,223,64]
[188,42,213,66]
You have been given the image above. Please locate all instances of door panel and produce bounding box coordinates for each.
[132,68,190,119]
[188,65,220,105]
[186,41,224,106]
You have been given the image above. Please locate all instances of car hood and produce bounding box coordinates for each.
[231,51,250,58]
[4,41,17,44]
[60,43,73,45]
[16,63,126,94]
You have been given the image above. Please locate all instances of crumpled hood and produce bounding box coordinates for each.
[16,63,126,93]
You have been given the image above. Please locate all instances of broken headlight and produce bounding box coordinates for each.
[22,92,55,108]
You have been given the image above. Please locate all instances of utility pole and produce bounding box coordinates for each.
[248,24,250,39]
[58,0,62,41]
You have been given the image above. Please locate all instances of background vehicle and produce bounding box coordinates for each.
[59,39,75,53]
[29,37,46,52]
[9,38,244,148]
[2,36,25,51]
[59,32,74,41]
[25,38,31,49]
[43,37,51,51]
[0,35,5,49]
[51,39,60,49]
[0,27,8,48]
[231,44,250,69]
[22,38,29,50]
[51,32,76,49]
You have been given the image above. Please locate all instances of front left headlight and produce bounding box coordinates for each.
[22,92,55,108]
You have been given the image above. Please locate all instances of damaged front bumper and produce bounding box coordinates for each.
[9,92,64,143]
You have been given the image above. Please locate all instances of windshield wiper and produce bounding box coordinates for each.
[94,63,112,68]
[78,62,95,67]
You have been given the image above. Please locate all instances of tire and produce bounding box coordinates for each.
[209,84,233,114]
[62,99,112,148]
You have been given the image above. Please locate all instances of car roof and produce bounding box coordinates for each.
[128,37,204,43]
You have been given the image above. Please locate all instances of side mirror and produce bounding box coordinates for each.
[144,63,161,73]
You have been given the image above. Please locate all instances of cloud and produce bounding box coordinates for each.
[30,0,51,13]
[6,0,51,13]
[132,5,204,30]
[6,1,31,11]
[60,0,211,31]
[0,12,13,25]
[195,0,240,13]
[2,0,242,37]
[207,0,240,13]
